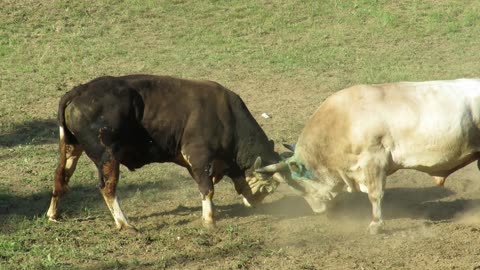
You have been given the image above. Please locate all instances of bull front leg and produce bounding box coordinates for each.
[194,165,216,229]
[364,164,386,235]
[200,184,215,229]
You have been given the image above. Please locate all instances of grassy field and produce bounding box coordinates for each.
[2,0,480,269]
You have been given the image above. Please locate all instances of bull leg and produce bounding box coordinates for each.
[183,148,216,228]
[98,158,136,232]
[47,127,83,221]
[194,165,216,228]
[364,164,386,235]
[201,185,215,229]
[433,176,446,187]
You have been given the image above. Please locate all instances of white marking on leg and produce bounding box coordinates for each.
[359,183,369,193]
[433,176,446,186]
[59,126,65,140]
[111,196,129,229]
[181,151,192,167]
[47,196,59,220]
[242,196,252,207]
[202,197,214,225]
[65,158,74,170]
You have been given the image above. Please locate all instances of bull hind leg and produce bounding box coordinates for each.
[433,176,446,187]
[97,157,136,232]
[47,127,84,221]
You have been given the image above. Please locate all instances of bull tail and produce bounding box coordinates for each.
[57,85,83,145]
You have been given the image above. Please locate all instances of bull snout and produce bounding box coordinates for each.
[304,196,328,213]
[242,194,267,207]
[242,174,279,207]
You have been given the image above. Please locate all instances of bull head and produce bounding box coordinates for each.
[256,153,339,214]
[242,157,280,207]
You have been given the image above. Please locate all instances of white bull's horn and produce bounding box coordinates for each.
[272,172,286,183]
[256,162,288,173]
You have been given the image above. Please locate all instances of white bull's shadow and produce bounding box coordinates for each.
[326,186,480,222]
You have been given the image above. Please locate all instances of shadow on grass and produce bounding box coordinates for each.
[131,194,314,225]
[0,180,175,232]
[327,186,479,222]
[0,119,58,147]
[221,186,473,223]
[219,195,315,220]
[2,183,477,233]
[127,186,476,226]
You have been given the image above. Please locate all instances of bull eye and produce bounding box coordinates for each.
[289,162,300,173]
[257,172,268,178]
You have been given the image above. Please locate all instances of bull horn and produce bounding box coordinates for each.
[272,172,286,183]
[282,143,295,152]
[256,162,288,173]
[253,156,262,170]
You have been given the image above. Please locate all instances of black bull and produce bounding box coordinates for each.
[46,75,280,231]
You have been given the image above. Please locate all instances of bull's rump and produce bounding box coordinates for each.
[62,77,154,169]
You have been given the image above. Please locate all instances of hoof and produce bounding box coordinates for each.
[368,220,384,235]
[118,223,139,234]
[124,226,139,234]
[48,217,61,223]
[243,197,253,208]
[203,220,216,230]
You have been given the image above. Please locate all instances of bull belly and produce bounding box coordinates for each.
[394,150,479,175]
[117,144,173,170]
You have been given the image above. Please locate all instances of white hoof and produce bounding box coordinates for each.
[368,220,384,235]
[48,217,61,223]
[243,197,252,207]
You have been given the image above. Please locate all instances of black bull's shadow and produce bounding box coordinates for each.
[0,119,57,147]
[2,183,479,230]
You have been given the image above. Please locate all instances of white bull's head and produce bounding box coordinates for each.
[256,147,339,213]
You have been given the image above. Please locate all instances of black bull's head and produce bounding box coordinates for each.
[242,157,281,206]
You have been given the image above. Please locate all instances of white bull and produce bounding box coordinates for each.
[259,79,480,234]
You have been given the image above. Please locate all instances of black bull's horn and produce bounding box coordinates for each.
[256,162,289,173]
[282,143,295,152]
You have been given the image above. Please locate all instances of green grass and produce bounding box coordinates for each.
[2,0,480,269]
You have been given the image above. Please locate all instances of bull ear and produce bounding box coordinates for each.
[269,139,275,148]
[283,143,295,152]
[254,156,262,170]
